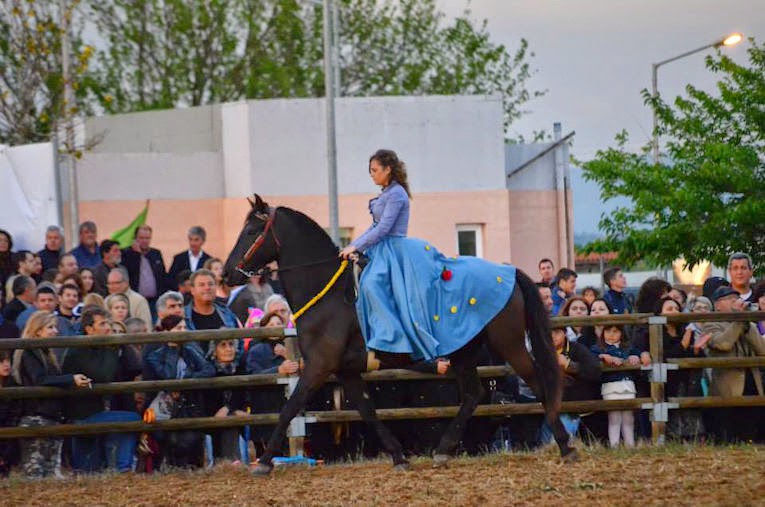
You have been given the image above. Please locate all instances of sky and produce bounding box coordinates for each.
[438,0,764,234]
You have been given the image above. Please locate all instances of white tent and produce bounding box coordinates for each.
[0,142,60,251]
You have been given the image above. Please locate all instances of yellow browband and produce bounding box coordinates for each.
[290,260,349,323]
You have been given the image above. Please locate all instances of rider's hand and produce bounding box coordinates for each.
[339,245,357,260]
[73,374,92,388]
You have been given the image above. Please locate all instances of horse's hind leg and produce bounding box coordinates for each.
[338,372,409,469]
[432,340,484,468]
[488,299,577,460]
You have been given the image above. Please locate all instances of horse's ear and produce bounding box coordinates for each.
[247,196,256,208]
[252,194,269,211]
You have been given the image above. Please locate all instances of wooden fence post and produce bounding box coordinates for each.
[283,335,304,457]
[648,317,666,445]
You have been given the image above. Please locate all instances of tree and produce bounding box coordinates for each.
[581,39,765,273]
[87,0,542,136]
[338,0,542,133]
[0,0,93,145]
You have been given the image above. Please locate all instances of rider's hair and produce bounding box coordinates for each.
[370,149,411,198]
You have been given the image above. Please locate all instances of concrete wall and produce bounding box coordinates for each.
[77,96,572,276]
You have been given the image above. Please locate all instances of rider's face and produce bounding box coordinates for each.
[369,160,392,187]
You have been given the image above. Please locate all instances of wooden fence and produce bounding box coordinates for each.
[0,311,763,450]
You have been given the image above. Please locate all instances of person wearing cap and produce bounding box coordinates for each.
[701,286,765,442]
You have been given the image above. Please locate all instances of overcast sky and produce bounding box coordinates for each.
[438,0,764,234]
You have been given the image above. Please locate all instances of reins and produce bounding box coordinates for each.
[235,207,351,323]
[290,260,349,323]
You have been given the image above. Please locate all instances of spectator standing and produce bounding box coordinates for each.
[105,293,131,323]
[57,253,79,280]
[142,291,185,383]
[78,267,95,295]
[93,240,123,296]
[579,298,613,350]
[536,282,554,316]
[0,230,13,297]
[184,269,239,340]
[4,250,37,303]
[656,297,705,440]
[38,226,64,272]
[228,273,274,324]
[581,286,599,306]
[56,283,81,336]
[701,286,765,442]
[603,266,632,314]
[107,267,152,330]
[2,276,36,325]
[69,221,100,269]
[539,326,601,443]
[168,226,211,289]
[146,315,214,469]
[559,296,589,343]
[12,311,91,478]
[15,284,57,332]
[538,258,555,285]
[61,306,142,473]
[202,258,230,306]
[551,268,577,316]
[0,350,21,477]
[753,281,765,335]
[121,226,167,317]
[205,338,249,464]
[590,324,641,448]
[727,252,755,302]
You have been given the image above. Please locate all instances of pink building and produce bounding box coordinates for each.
[76,96,573,276]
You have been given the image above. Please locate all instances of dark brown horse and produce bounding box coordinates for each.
[224,195,577,475]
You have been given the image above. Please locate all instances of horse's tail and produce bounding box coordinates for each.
[515,268,562,415]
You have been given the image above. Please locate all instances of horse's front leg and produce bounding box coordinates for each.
[338,372,409,470]
[432,361,484,468]
[252,366,328,476]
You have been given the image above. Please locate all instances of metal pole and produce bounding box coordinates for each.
[323,0,339,244]
[651,63,659,166]
[60,0,79,243]
[332,0,341,96]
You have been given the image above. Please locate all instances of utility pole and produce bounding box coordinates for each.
[323,0,339,244]
[60,0,79,243]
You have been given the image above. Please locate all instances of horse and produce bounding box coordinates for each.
[223,195,578,475]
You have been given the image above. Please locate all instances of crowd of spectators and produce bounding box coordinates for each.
[0,223,763,479]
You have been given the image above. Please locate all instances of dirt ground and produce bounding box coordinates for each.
[2,445,763,506]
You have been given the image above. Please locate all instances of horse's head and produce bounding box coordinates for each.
[223,194,281,287]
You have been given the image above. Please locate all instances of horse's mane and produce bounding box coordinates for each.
[277,207,340,255]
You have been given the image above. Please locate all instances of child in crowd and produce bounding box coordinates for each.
[590,324,641,448]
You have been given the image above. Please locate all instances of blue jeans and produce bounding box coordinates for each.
[72,411,141,473]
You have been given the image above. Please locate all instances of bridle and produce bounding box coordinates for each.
[235,207,281,278]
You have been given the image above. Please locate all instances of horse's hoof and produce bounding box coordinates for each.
[561,448,579,463]
[432,454,450,469]
[252,463,274,476]
[393,462,411,472]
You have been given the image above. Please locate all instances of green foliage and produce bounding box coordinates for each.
[85,0,541,135]
[581,39,765,273]
[0,0,93,144]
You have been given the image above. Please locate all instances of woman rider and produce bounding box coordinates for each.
[339,149,517,361]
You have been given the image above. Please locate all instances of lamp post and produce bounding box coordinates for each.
[651,32,743,165]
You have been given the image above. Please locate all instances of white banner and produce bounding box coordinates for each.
[0,143,60,252]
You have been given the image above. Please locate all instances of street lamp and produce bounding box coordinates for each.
[651,32,743,164]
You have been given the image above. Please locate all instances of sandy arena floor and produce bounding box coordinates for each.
[1,444,763,506]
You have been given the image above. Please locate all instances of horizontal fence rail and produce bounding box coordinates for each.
[0,399,652,439]
[0,311,763,447]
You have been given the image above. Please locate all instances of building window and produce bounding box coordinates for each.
[456,224,483,258]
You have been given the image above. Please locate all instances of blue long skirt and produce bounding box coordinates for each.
[356,237,517,361]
